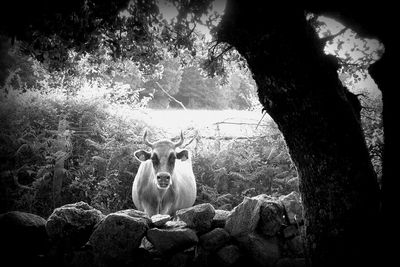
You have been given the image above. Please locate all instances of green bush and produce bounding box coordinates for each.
[192,124,298,210]
[0,81,299,216]
[0,71,151,216]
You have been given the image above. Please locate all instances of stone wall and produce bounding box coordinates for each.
[0,192,305,267]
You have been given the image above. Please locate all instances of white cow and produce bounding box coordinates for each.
[132,131,196,217]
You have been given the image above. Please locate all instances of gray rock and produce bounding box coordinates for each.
[258,201,285,237]
[216,244,242,266]
[279,191,303,224]
[146,227,198,253]
[88,210,149,265]
[0,211,48,265]
[224,196,262,238]
[139,236,154,249]
[46,201,104,249]
[164,220,187,229]
[212,209,231,228]
[151,214,171,227]
[176,203,215,233]
[199,228,230,251]
[114,209,150,222]
[237,233,280,267]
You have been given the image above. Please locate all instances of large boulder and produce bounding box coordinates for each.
[46,201,104,250]
[147,226,198,253]
[0,211,48,265]
[88,209,150,266]
[279,191,303,224]
[224,196,262,238]
[176,203,215,233]
[199,228,230,251]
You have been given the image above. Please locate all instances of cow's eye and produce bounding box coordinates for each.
[151,154,159,164]
[168,153,176,163]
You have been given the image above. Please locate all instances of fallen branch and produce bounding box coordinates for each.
[256,110,268,129]
[213,121,269,127]
[199,135,268,140]
[155,82,187,110]
[182,131,199,148]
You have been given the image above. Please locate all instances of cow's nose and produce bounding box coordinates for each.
[156,173,171,188]
[157,174,170,180]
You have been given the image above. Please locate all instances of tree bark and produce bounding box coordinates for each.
[218,3,380,266]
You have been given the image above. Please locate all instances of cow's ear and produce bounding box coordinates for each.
[176,149,189,161]
[134,150,151,162]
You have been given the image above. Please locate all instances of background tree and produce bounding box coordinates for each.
[142,57,183,108]
[222,69,258,110]
[174,65,224,109]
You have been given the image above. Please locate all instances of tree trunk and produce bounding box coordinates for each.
[217,3,380,266]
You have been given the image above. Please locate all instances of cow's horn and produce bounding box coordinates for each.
[143,130,153,148]
[174,131,184,148]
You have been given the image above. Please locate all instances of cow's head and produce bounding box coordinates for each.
[134,131,189,189]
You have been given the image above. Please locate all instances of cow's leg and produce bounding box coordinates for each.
[141,201,158,217]
[159,201,173,215]
[159,190,176,215]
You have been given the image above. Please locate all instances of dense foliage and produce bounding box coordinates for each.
[0,84,295,217]
[0,39,288,218]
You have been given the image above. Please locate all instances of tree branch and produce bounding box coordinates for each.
[155,82,187,110]
[210,44,233,62]
[256,111,268,129]
[213,121,269,127]
[182,131,199,148]
[320,27,348,43]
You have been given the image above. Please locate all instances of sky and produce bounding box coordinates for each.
[316,16,383,100]
[157,0,226,41]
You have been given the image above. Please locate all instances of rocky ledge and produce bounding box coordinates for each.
[0,191,304,267]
